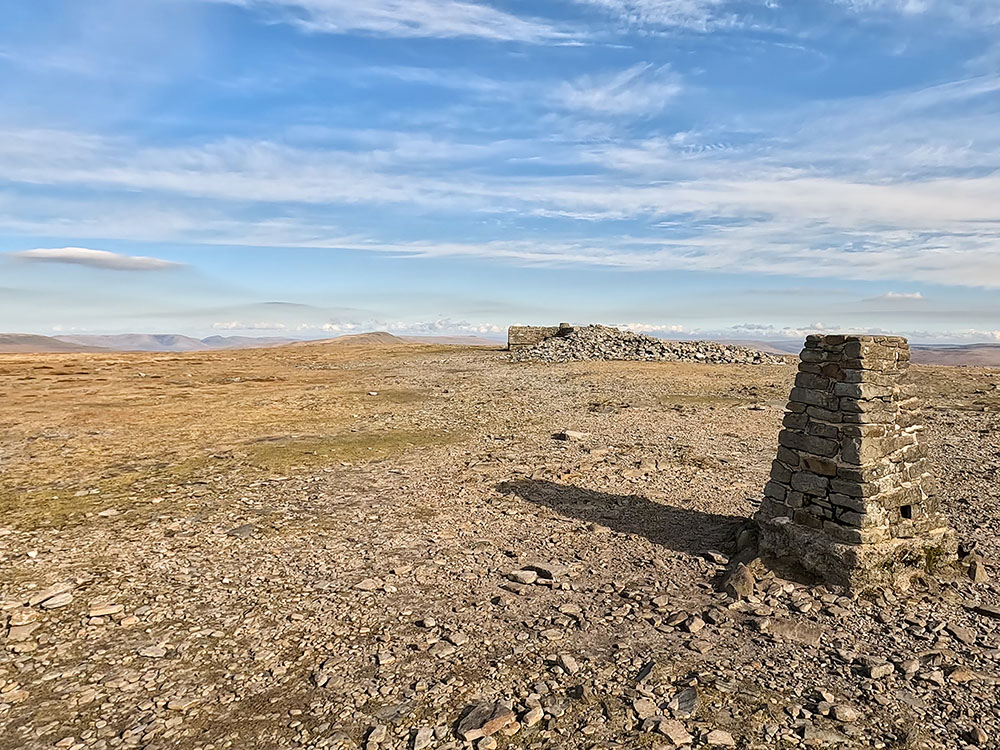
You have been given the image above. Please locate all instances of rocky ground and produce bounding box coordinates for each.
[510,326,785,365]
[1,342,999,750]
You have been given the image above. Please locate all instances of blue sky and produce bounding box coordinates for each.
[1,0,999,342]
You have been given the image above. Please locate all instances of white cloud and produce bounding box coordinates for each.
[385,319,504,335]
[571,0,735,31]
[316,319,504,335]
[212,320,289,330]
[619,322,686,333]
[868,291,925,301]
[835,0,929,13]
[9,247,182,271]
[213,0,577,42]
[555,63,682,116]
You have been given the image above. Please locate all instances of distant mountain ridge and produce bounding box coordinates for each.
[0,334,112,353]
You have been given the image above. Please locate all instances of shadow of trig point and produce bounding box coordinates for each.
[756,334,958,590]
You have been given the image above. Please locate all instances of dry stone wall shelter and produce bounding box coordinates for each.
[756,334,956,589]
[507,323,573,350]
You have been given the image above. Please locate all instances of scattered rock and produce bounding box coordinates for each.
[668,687,698,718]
[40,592,73,609]
[456,703,515,741]
[702,550,729,565]
[760,617,823,646]
[657,720,693,746]
[88,602,123,617]
[632,697,658,720]
[507,569,538,585]
[226,524,258,538]
[968,726,989,746]
[832,705,859,723]
[557,653,580,675]
[524,562,569,579]
[706,729,736,747]
[722,564,755,600]
[27,581,73,607]
[969,557,989,583]
[522,707,543,728]
[413,726,434,750]
[864,661,895,680]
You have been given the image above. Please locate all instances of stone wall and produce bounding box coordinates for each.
[756,334,956,589]
[507,323,573,350]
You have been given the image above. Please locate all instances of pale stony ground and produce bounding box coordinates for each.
[1,344,999,750]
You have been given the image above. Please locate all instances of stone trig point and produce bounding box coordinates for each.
[756,334,957,590]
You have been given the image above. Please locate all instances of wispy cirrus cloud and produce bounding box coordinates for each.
[10,247,182,271]
[834,0,1000,25]
[555,63,682,116]
[571,0,736,31]
[212,0,578,42]
[1,68,999,287]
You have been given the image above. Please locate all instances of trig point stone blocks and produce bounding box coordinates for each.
[756,334,957,590]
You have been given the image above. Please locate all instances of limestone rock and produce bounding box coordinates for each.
[657,720,693,746]
[706,729,736,746]
[456,703,515,741]
[28,582,73,607]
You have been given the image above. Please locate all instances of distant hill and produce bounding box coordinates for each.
[0,333,111,353]
[910,344,1000,367]
[54,333,210,352]
[291,331,410,347]
[197,335,297,350]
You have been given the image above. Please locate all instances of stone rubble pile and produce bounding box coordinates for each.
[510,325,785,365]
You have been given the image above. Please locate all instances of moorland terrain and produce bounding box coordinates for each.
[1,338,999,749]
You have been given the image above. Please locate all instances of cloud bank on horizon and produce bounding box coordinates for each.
[0,0,999,340]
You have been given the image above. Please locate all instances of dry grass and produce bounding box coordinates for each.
[0,342,460,528]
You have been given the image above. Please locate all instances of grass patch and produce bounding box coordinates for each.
[0,456,215,529]
[244,429,460,471]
